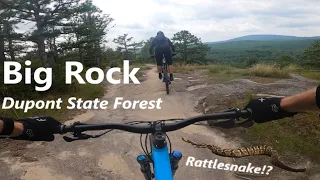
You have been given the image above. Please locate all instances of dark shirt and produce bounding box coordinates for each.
[149,36,175,54]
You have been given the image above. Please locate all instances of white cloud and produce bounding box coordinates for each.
[94,0,320,46]
[11,0,320,49]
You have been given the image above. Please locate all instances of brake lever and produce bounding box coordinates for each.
[61,121,95,142]
[62,133,94,142]
[212,118,254,128]
[212,108,254,128]
[213,119,237,128]
[237,119,254,128]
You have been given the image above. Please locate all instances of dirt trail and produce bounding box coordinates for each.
[0,67,246,180]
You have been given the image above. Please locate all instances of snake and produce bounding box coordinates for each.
[182,138,306,172]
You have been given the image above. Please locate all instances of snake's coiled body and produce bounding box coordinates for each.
[182,138,306,172]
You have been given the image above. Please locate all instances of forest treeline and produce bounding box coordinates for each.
[207,39,320,68]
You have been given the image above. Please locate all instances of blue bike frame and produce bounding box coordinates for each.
[137,132,182,180]
[152,145,173,180]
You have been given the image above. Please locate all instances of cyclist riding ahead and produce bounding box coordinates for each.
[149,31,175,81]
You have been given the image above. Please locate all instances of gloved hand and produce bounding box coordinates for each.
[14,116,62,141]
[244,97,297,123]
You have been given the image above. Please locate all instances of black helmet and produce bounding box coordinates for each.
[157,31,164,36]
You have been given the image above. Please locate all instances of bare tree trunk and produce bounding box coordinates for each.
[4,21,15,61]
[0,25,6,64]
[53,36,58,63]
[183,38,187,62]
[51,26,58,63]
[76,35,83,63]
[8,37,14,61]
[37,35,48,66]
[35,7,51,67]
[79,47,83,63]
[124,42,128,59]
[95,42,101,67]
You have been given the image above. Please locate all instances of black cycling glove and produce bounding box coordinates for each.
[244,97,297,123]
[14,116,62,141]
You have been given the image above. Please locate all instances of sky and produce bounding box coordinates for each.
[92,0,320,46]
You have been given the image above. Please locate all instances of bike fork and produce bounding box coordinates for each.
[137,155,153,180]
[170,151,182,176]
[137,150,182,179]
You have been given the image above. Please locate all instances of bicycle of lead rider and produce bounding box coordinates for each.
[151,54,175,95]
[161,54,170,95]
[55,108,252,180]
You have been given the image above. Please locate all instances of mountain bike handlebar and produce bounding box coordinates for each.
[56,109,252,135]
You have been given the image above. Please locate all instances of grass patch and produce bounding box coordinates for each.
[175,63,294,82]
[207,64,233,74]
[246,64,297,78]
[174,62,207,74]
[130,61,152,70]
[175,63,298,81]
[206,65,246,82]
[300,71,320,80]
[244,114,320,163]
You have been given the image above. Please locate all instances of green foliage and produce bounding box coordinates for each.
[113,33,144,60]
[244,57,259,67]
[1,0,114,67]
[102,47,122,68]
[172,30,209,64]
[303,40,320,68]
[0,4,23,62]
[2,0,84,66]
[276,55,296,68]
[137,38,154,62]
[60,0,114,67]
[0,0,111,119]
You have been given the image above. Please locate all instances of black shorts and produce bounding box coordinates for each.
[155,46,173,66]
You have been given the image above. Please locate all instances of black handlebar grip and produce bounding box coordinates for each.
[53,125,66,134]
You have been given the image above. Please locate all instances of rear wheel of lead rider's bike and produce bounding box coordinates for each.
[163,67,170,94]
[166,79,169,94]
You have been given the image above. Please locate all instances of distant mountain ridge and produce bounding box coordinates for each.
[205,35,320,44]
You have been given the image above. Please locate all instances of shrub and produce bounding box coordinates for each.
[247,64,296,78]
[207,65,232,74]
